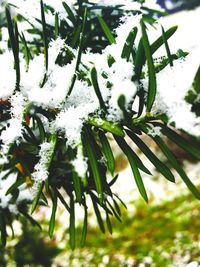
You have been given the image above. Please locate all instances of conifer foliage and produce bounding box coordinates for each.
[0,0,199,248]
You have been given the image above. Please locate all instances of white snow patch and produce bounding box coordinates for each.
[149,54,200,137]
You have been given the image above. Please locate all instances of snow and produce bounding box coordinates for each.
[22,41,76,108]
[106,14,142,59]
[107,78,137,122]
[147,126,162,137]
[91,0,164,13]
[82,17,140,121]
[143,0,163,10]
[0,52,16,99]
[21,54,45,92]
[150,55,200,136]
[156,6,200,55]
[54,80,99,147]
[0,93,27,151]
[71,146,88,177]
[27,62,75,109]
[10,92,27,119]
[91,0,142,10]
[32,141,55,184]
[0,171,32,212]
[48,38,66,68]
[1,118,23,147]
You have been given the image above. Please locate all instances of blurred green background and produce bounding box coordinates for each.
[1,187,200,266]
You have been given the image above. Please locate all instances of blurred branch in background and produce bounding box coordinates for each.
[157,0,200,13]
